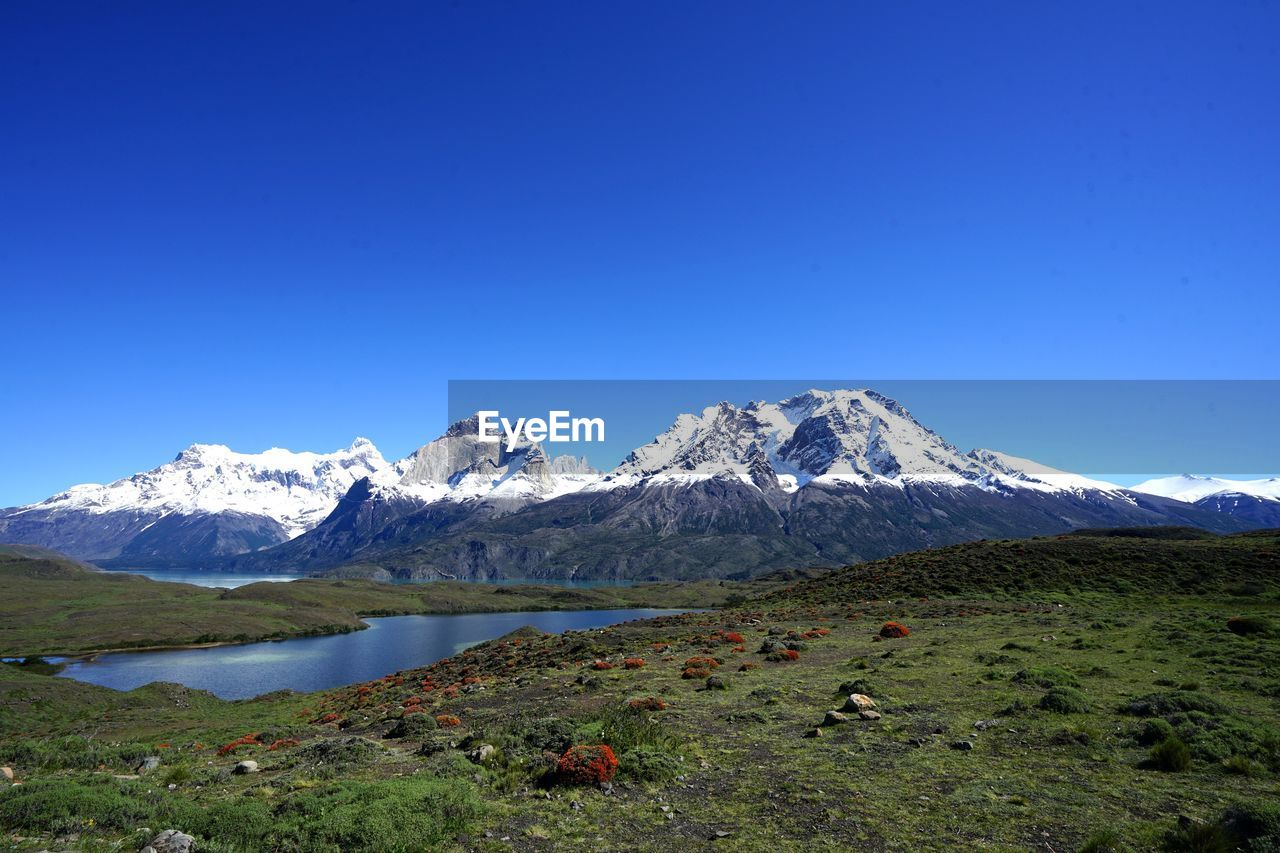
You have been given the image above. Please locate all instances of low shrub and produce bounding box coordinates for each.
[1149,737,1192,772]
[591,660,614,671]
[620,746,681,782]
[388,713,438,739]
[216,733,261,756]
[682,667,710,679]
[766,649,800,662]
[879,621,910,639]
[1039,687,1090,714]
[520,717,576,754]
[628,697,667,712]
[1137,718,1175,746]
[623,658,646,670]
[1227,616,1271,636]
[556,745,618,785]
[436,714,462,728]
[1223,754,1265,777]
[1123,691,1226,718]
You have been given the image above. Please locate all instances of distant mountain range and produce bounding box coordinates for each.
[1130,474,1280,528]
[1,389,1267,579]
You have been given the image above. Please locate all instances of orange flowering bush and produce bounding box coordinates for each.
[723,632,745,644]
[592,660,615,670]
[766,649,800,662]
[266,738,299,751]
[556,744,619,785]
[879,621,910,638]
[216,733,260,756]
[681,666,711,679]
[628,696,667,711]
[684,656,720,670]
[738,662,762,671]
[436,714,461,728]
[623,658,646,669]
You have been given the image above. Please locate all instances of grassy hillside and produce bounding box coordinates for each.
[0,531,1277,851]
[0,552,782,656]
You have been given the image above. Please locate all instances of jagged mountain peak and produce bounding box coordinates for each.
[601,389,1114,495]
[16,438,392,541]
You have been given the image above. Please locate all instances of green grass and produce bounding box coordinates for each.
[0,530,1278,850]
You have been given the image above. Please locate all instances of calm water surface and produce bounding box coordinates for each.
[55,610,686,699]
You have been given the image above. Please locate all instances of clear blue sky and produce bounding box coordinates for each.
[2,1,1278,505]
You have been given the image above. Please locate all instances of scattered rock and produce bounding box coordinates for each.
[1,767,12,781]
[705,676,727,691]
[974,719,999,731]
[468,744,497,765]
[140,829,195,853]
[858,710,882,721]
[232,760,259,774]
[950,740,975,751]
[843,693,877,712]
[822,711,850,726]
[136,756,161,774]
[713,830,733,839]
[908,737,928,747]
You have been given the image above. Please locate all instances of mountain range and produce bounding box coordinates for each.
[1,389,1267,579]
[1129,474,1280,528]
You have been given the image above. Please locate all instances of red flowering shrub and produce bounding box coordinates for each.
[723,632,745,644]
[314,712,341,725]
[731,645,746,653]
[628,696,667,711]
[649,642,671,652]
[766,649,800,662]
[266,738,299,751]
[436,714,461,728]
[403,696,422,707]
[592,660,615,670]
[684,656,720,670]
[462,676,482,685]
[216,733,260,756]
[738,662,762,671]
[556,744,619,785]
[681,667,711,679]
[879,621,910,638]
[623,658,646,669]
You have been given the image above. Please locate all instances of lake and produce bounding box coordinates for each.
[54,609,687,699]
[101,568,638,590]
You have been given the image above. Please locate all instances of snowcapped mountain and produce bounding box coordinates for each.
[1130,475,1280,528]
[0,439,388,562]
[378,415,599,503]
[229,389,1248,581]
[600,389,1124,495]
[3,389,1259,576]
[1130,474,1280,504]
